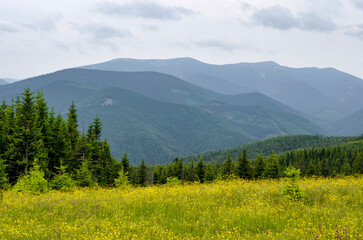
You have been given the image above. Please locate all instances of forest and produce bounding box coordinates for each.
[0,89,362,192]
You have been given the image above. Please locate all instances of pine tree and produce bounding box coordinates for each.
[222,153,233,178]
[11,88,42,173]
[76,155,96,187]
[306,160,316,176]
[237,149,251,179]
[65,101,80,172]
[114,165,130,188]
[352,152,363,174]
[204,163,215,182]
[120,153,130,176]
[264,152,280,179]
[138,159,147,186]
[254,154,265,179]
[196,156,205,183]
[0,158,9,189]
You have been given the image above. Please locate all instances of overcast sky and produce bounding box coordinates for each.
[1,0,363,80]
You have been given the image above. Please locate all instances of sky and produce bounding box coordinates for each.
[0,0,363,80]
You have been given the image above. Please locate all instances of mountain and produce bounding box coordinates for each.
[183,135,355,164]
[81,58,363,126]
[0,79,8,85]
[0,69,325,163]
[0,68,323,138]
[329,109,363,136]
[5,80,256,163]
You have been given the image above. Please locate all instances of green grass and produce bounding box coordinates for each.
[0,176,362,239]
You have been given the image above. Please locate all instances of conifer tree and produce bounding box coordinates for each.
[237,149,251,179]
[254,154,265,179]
[114,166,130,188]
[196,156,205,183]
[66,101,79,170]
[306,160,316,176]
[352,152,363,174]
[204,163,215,182]
[121,153,130,176]
[76,155,96,187]
[138,159,147,186]
[0,158,9,189]
[222,153,233,178]
[264,152,280,179]
[11,88,42,173]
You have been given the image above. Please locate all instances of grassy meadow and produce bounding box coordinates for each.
[0,176,362,239]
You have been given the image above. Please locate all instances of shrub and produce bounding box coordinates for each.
[114,166,131,189]
[166,177,181,187]
[50,166,76,191]
[282,166,305,201]
[13,161,49,194]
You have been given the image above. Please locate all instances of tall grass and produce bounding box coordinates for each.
[0,176,362,239]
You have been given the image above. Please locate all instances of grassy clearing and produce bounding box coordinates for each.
[0,176,362,239]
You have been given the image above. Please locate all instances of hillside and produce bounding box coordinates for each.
[74,86,257,163]
[2,80,257,163]
[329,109,363,136]
[0,69,324,142]
[183,135,355,163]
[81,58,363,126]
[0,79,8,85]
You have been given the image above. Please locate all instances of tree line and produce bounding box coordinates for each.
[0,89,362,192]
[0,88,119,190]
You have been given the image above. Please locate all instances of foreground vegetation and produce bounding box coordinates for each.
[0,176,362,239]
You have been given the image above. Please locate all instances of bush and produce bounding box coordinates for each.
[50,166,76,191]
[114,166,131,189]
[282,166,305,201]
[166,177,181,187]
[13,163,49,194]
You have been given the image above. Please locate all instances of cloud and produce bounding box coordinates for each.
[251,4,336,32]
[0,21,19,34]
[76,24,132,41]
[252,5,299,30]
[194,40,239,51]
[345,24,363,40]
[96,1,193,20]
[299,12,336,32]
[352,0,363,10]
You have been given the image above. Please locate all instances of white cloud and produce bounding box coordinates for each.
[96,1,193,20]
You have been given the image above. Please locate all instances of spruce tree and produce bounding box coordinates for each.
[264,152,280,179]
[254,154,265,179]
[196,157,205,183]
[120,153,130,176]
[138,159,147,186]
[204,163,215,182]
[12,88,41,173]
[222,153,233,178]
[76,155,96,187]
[237,149,251,179]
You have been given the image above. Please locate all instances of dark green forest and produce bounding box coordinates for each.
[0,89,362,191]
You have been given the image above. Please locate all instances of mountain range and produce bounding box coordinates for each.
[0,66,327,163]
[0,79,8,85]
[82,58,363,127]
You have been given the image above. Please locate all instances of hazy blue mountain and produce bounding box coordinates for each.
[0,79,8,85]
[0,68,323,138]
[81,58,363,125]
[0,69,326,162]
[2,80,256,163]
[329,109,363,136]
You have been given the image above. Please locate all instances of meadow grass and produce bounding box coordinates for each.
[0,176,362,239]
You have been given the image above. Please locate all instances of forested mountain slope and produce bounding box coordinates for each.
[0,69,325,163]
[82,58,363,126]
[184,135,356,163]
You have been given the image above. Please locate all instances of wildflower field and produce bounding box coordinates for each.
[0,176,362,239]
